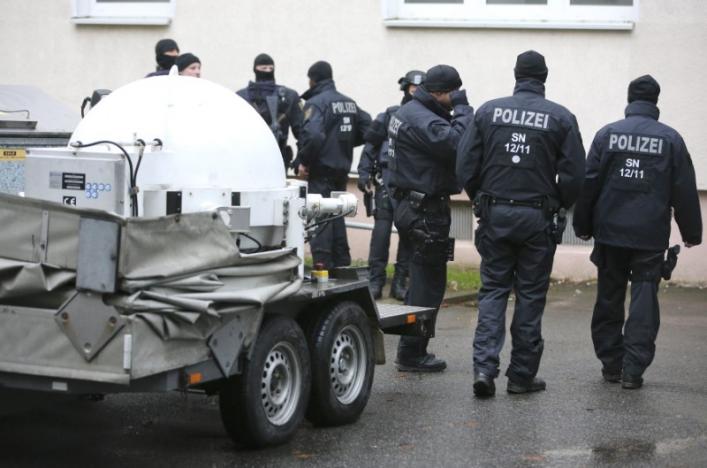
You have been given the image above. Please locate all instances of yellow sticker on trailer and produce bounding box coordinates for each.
[0,148,26,161]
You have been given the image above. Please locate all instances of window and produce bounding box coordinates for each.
[382,0,639,30]
[71,0,176,25]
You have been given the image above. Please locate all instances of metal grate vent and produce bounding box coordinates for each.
[449,201,592,246]
[450,202,474,240]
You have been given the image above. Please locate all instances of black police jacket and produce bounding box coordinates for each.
[145,69,169,78]
[573,100,702,250]
[358,105,400,189]
[456,79,585,208]
[296,79,371,176]
[236,81,303,150]
[388,87,474,196]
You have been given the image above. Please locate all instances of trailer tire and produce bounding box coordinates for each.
[306,301,375,427]
[219,315,311,448]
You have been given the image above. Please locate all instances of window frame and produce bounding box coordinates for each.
[382,0,639,30]
[71,0,176,26]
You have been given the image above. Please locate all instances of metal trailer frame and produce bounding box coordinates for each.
[0,195,436,447]
[0,274,435,396]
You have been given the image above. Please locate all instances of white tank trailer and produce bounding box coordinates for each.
[0,73,434,448]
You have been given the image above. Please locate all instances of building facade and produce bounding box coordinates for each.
[1,0,705,283]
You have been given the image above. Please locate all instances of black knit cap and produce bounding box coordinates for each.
[155,38,179,56]
[176,53,200,72]
[423,65,462,92]
[628,74,660,104]
[399,70,426,91]
[254,53,274,68]
[308,61,333,83]
[514,50,548,83]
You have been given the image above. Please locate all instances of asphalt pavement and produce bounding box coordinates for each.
[1,283,706,467]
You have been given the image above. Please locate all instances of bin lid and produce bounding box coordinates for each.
[0,85,79,137]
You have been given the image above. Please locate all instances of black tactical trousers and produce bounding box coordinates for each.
[590,243,663,377]
[368,188,411,288]
[473,205,556,384]
[393,196,451,359]
[308,175,351,269]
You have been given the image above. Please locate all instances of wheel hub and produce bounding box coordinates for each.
[260,342,301,425]
[329,325,367,405]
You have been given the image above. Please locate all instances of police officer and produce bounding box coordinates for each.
[176,53,201,78]
[146,38,179,78]
[457,51,585,395]
[389,64,473,372]
[296,61,371,269]
[573,75,702,389]
[357,71,425,300]
[237,54,304,170]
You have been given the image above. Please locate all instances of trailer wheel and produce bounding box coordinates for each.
[219,315,311,448]
[306,301,375,427]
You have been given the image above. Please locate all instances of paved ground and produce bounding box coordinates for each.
[1,283,706,467]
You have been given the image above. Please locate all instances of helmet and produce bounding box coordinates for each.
[398,70,426,91]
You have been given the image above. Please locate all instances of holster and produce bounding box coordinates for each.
[364,191,376,217]
[414,235,455,263]
[549,208,567,244]
[661,245,680,280]
[407,190,425,210]
[473,192,491,219]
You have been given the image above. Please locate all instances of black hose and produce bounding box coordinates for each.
[306,208,355,230]
[134,139,146,183]
[239,232,263,252]
[79,98,91,118]
[304,208,356,244]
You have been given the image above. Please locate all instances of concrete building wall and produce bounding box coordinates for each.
[2,0,705,282]
[343,182,707,286]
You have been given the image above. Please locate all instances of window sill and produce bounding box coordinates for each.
[383,18,634,31]
[71,16,171,26]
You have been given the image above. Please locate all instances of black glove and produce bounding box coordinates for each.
[450,89,469,107]
[364,119,387,145]
[357,178,370,192]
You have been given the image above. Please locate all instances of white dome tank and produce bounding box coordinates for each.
[70,74,285,190]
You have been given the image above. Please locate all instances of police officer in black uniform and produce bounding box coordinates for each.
[573,75,702,389]
[357,71,425,300]
[389,65,473,372]
[296,61,371,269]
[146,38,179,78]
[457,51,585,395]
[237,53,304,170]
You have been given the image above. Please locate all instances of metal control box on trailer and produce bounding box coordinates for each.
[0,85,79,196]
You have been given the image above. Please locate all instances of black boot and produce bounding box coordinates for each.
[602,368,621,383]
[395,353,447,373]
[389,271,408,301]
[621,374,643,389]
[507,377,546,394]
[369,283,383,300]
[473,372,496,397]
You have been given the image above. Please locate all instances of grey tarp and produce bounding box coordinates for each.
[0,193,301,382]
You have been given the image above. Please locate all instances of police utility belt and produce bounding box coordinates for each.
[474,192,559,218]
[474,192,567,244]
[393,189,449,210]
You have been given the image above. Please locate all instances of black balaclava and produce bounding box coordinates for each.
[155,38,179,70]
[628,75,660,104]
[176,53,200,72]
[423,65,462,93]
[254,53,275,82]
[399,69,426,104]
[514,50,548,83]
[307,61,333,84]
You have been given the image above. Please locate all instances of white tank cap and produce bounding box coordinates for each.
[70,75,285,191]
